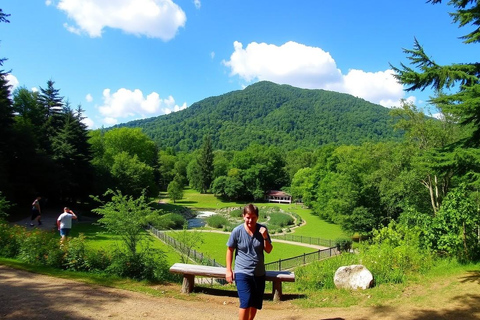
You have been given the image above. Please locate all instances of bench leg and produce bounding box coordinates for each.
[182,274,195,293]
[271,280,282,302]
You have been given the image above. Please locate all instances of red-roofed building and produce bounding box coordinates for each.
[265,190,292,204]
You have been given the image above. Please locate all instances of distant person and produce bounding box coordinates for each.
[226,204,273,320]
[30,196,42,226]
[57,207,77,242]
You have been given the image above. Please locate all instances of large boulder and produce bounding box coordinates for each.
[334,265,374,290]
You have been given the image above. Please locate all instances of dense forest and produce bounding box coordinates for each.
[120,81,403,151]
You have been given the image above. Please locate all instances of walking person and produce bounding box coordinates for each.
[226,204,273,320]
[30,196,42,226]
[57,207,77,242]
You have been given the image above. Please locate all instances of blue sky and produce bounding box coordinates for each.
[1,0,478,129]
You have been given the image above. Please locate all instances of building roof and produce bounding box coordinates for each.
[266,190,291,197]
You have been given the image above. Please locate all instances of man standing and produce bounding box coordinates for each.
[226,204,273,320]
[57,207,77,242]
[30,196,42,226]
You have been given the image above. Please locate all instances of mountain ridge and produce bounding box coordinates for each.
[119,81,402,151]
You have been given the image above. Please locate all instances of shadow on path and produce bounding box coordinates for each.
[0,265,128,320]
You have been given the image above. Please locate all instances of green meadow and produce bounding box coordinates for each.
[71,189,343,267]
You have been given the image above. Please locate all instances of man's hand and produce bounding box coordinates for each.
[259,226,268,239]
[226,270,234,283]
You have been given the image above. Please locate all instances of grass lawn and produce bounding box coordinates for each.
[64,188,344,268]
[166,230,318,265]
[280,204,346,239]
[71,222,182,266]
[163,188,346,240]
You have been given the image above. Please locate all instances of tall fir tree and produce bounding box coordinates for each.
[37,80,64,153]
[198,135,214,193]
[392,0,480,145]
[0,9,13,199]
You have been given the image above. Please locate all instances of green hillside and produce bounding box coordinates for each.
[121,81,402,151]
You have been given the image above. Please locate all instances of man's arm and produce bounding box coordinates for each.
[225,247,235,283]
[259,226,273,253]
[69,210,77,220]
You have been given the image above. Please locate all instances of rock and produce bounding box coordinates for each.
[334,265,374,290]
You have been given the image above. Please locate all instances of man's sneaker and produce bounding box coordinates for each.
[30,223,34,226]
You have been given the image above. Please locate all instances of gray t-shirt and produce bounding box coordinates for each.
[226,223,271,276]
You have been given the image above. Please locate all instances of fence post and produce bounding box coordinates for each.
[303,252,306,265]
[279,259,282,271]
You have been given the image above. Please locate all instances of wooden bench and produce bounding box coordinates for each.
[169,263,295,301]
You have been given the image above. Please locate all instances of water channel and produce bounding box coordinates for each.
[187,211,217,228]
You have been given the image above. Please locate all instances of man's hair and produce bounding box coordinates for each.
[64,207,70,211]
[243,204,258,216]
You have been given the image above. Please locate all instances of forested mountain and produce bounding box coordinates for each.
[121,81,403,151]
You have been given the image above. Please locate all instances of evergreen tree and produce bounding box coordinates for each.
[392,0,480,145]
[50,103,93,202]
[198,135,214,193]
[37,80,64,152]
[0,9,13,200]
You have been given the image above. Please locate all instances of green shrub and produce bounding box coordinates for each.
[268,213,294,228]
[152,213,186,230]
[335,237,353,252]
[359,221,435,284]
[106,248,167,281]
[207,215,228,228]
[62,234,90,271]
[83,248,112,272]
[229,209,243,218]
[0,222,24,258]
[359,241,434,284]
[18,229,62,267]
[295,253,359,290]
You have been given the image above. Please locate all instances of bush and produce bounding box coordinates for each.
[62,235,90,271]
[268,213,294,228]
[152,213,186,230]
[83,248,112,272]
[359,221,435,284]
[295,253,359,290]
[335,237,353,252]
[106,248,167,281]
[18,229,63,267]
[0,222,24,258]
[207,215,228,228]
[229,209,243,218]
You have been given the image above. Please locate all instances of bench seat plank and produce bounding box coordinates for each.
[169,263,295,301]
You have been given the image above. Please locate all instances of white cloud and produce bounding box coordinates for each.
[85,93,93,102]
[6,74,19,92]
[223,41,408,108]
[55,0,186,41]
[81,117,95,129]
[193,0,201,9]
[104,117,118,126]
[98,87,186,126]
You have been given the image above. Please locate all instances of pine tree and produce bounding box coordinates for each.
[37,80,64,152]
[0,9,13,198]
[392,0,480,145]
[198,135,214,193]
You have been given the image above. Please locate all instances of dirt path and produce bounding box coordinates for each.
[1,265,480,320]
